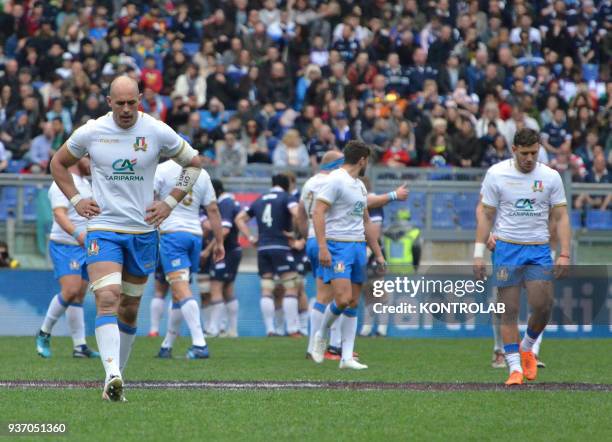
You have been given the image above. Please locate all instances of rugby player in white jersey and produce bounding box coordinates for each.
[50,76,222,402]
[154,160,223,358]
[36,157,99,359]
[474,128,571,385]
[299,151,408,360]
[309,141,386,369]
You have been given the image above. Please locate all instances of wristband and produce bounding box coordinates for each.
[71,226,85,240]
[164,195,179,209]
[70,194,83,206]
[473,242,486,258]
[387,191,397,201]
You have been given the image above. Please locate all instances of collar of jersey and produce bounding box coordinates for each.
[270,186,285,192]
[218,192,234,202]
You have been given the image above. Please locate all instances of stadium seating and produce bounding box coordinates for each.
[585,210,612,231]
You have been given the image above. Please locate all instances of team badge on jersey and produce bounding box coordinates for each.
[334,261,345,273]
[532,180,543,192]
[133,136,148,152]
[70,260,80,270]
[88,240,99,256]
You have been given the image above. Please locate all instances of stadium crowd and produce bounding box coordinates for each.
[0,0,610,194]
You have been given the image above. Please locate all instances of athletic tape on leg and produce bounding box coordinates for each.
[122,280,146,298]
[90,272,122,292]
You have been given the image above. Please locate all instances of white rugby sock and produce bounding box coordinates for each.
[504,343,522,373]
[209,301,225,336]
[260,297,275,334]
[274,307,284,335]
[41,294,68,334]
[202,304,212,334]
[180,297,206,347]
[521,328,540,352]
[299,309,309,336]
[308,302,326,354]
[319,301,343,339]
[330,317,342,349]
[149,297,165,334]
[283,295,299,334]
[532,332,543,356]
[340,310,358,362]
[95,316,121,379]
[118,321,137,375]
[492,313,504,352]
[225,299,239,335]
[161,303,182,349]
[67,304,86,347]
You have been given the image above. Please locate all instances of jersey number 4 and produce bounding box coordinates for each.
[262,203,273,228]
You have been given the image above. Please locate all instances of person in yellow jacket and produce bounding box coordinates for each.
[359,208,421,337]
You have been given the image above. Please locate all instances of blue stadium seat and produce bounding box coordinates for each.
[585,210,612,231]
[408,191,426,209]
[432,192,454,209]
[7,160,26,173]
[457,209,477,229]
[183,42,199,57]
[432,206,455,229]
[454,193,479,211]
[570,211,583,229]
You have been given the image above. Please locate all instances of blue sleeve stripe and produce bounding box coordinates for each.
[95,315,117,328]
[117,320,137,335]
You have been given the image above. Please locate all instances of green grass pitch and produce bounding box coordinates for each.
[1,336,611,441]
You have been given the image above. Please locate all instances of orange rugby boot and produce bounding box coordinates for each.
[505,370,524,386]
[520,350,538,381]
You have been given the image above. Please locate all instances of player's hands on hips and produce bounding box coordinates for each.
[74,198,101,219]
[394,183,409,201]
[473,257,487,280]
[553,255,570,279]
[319,246,332,267]
[375,254,387,275]
[213,242,225,263]
[145,201,172,227]
[486,233,497,251]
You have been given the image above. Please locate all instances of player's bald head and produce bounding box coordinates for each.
[320,150,344,166]
[109,75,140,98]
[107,76,141,129]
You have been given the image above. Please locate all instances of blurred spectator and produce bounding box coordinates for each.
[141,56,163,94]
[50,118,68,154]
[46,98,72,133]
[139,87,167,122]
[0,140,8,172]
[550,144,588,182]
[451,117,482,167]
[273,129,309,168]
[574,154,612,211]
[308,124,337,168]
[541,108,572,156]
[28,121,54,172]
[481,134,512,168]
[1,111,31,160]
[173,63,206,108]
[241,119,270,164]
[216,131,247,174]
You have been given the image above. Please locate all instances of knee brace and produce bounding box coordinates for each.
[122,280,146,298]
[166,269,190,285]
[90,272,122,292]
[261,278,275,292]
[281,275,298,290]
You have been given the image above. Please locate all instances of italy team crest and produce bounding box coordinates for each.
[496,267,508,282]
[532,180,543,192]
[133,136,148,152]
[88,240,99,256]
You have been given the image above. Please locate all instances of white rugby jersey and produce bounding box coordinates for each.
[154,160,215,236]
[300,172,330,239]
[481,159,566,244]
[66,112,196,233]
[48,173,92,245]
[316,167,367,242]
